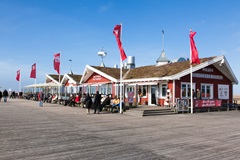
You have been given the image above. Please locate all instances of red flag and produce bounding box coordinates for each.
[30,63,36,78]
[16,70,20,81]
[113,25,127,61]
[54,53,60,74]
[190,30,200,64]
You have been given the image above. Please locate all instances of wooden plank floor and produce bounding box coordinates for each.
[1,99,240,160]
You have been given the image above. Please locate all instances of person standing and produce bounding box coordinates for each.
[93,91,101,114]
[39,92,44,107]
[3,89,8,102]
[0,90,2,102]
[196,89,201,99]
[84,93,92,114]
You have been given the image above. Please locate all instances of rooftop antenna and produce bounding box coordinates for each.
[98,47,107,67]
[162,30,164,51]
[69,59,73,74]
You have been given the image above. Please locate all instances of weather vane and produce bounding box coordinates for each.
[98,47,107,67]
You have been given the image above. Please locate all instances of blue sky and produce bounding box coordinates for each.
[0,0,240,94]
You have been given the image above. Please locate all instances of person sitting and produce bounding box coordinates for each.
[52,94,58,103]
[45,93,52,103]
[47,93,53,103]
[111,96,124,113]
[68,94,76,107]
[100,95,111,111]
[74,94,80,106]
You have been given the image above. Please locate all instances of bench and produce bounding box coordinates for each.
[102,104,112,111]
[102,103,125,113]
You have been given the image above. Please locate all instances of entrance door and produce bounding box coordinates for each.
[148,85,157,105]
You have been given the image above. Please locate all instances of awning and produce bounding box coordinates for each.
[25,82,60,88]
[126,82,158,86]
[81,82,110,86]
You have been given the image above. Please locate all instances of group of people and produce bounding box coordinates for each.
[83,91,124,114]
[83,91,109,114]
[62,93,80,107]
[0,89,9,102]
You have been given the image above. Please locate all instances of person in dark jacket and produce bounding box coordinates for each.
[0,90,2,102]
[3,89,8,102]
[84,93,92,114]
[93,91,101,114]
[100,95,110,112]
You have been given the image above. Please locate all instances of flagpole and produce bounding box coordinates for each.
[190,29,193,114]
[35,63,37,93]
[19,70,21,92]
[34,78,36,94]
[59,51,61,99]
[190,65,193,114]
[119,23,123,114]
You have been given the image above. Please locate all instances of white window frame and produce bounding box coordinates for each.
[201,83,213,99]
[99,84,107,95]
[181,82,195,99]
[160,83,168,98]
[138,85,147,98]
[125,86,135,98]
[90,86,97,94]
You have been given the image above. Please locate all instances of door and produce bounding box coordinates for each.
[148,85,157,105]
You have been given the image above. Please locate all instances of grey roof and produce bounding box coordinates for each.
[156,50,170,63]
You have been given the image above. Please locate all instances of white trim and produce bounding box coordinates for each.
[160,83,168,98]
[123,77,164,83]
[80,65,118,84]
[88,65,118,82]
[46,74,61,85]
[126,82,158,86]
[201,83,214,99]
[180,82,196,99]
[169,55,238,84]
[61,73,78,85]
[173,80,175,104]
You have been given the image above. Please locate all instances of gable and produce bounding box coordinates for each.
[86,72,111,83]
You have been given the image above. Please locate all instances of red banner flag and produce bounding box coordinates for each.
[16,70,20,81]
[190,30,200,64]
[30,63,36,78]
[113,25,127,61]
[54,53,60,74]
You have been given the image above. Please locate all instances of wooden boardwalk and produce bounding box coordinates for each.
[1,99,240,160]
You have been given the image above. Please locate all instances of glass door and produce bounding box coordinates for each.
[148,85,157,105]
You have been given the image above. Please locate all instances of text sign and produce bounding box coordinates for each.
[194,100,222,108]
[128,92,134,103]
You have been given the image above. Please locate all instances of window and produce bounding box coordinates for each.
[138,85,147,97]
[126,86,134,92]
[181,83,195,99]
[90,86,96,94]
[201,84,213,99]
[107,84,112,95]
[161,84,167,97]
[86,86,90,94]
[126,86,135,98]
[99,84,107,95]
